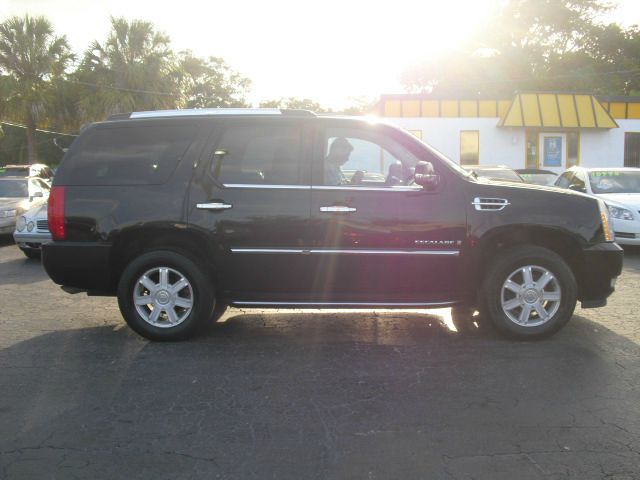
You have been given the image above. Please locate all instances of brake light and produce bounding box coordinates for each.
[48,186,65,240]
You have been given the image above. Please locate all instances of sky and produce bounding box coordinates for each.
[2,0,639,110]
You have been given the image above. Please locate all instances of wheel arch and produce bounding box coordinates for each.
[108,225,223,291]
[472,225,587,299]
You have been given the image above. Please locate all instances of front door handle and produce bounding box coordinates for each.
[197,202,233,211]
[319,206,357,213]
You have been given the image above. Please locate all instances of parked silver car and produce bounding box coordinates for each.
[0,177,50,235]
[14,203,51,258]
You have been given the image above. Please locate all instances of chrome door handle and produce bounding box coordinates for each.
[197,202,233,211]
[320,206,357,213]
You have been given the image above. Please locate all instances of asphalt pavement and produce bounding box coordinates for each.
[0,237,639,480]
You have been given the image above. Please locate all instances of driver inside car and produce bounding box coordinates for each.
[324,137,354,185]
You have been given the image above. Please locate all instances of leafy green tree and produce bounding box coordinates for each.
[400,0,638,96]
[76,16,181,120]
[342,96,377,115]
[0,15,74,163]
[178,51,251,108]
[259,97,329,112]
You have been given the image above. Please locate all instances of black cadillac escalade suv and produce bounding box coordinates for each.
[43,109,623,341]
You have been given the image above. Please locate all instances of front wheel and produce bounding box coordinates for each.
[117,250,215,341]
[482,246,577,339]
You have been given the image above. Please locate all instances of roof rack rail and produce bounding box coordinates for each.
[107,108,318,120]
[107,113,132,121]
[280,109,316,117]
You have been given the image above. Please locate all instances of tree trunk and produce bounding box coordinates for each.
[25,110,38,164]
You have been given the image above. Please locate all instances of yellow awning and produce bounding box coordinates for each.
[498,93,618,129]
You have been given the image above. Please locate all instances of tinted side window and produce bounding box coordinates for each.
[59,125,196,186]
[555,172,574,189]
[211,125,302,185]
[320,127,421,187]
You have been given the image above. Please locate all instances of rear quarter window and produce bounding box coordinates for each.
[56,124,197,186]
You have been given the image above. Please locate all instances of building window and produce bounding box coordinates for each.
[625,133,640,168]
[460,131,479,165]
[567,132,579,167]
[542,136,563,167]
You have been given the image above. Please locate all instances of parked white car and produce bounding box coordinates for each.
[13,203,51,259]
[0,177,50,236]
[555,167,640,246]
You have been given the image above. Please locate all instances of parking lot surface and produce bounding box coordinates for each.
[0,237,639,480]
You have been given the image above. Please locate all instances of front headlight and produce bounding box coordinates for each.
[598,200,614,242]
[27,221,35,232]
[16,216,26,232]
[608,205,634,221]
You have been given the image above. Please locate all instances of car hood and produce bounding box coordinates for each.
[475,177,586,196]
[22,203,48,220]
[596,193,640,210]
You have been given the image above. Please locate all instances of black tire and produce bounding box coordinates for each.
[481,245,577,339]
[117,250,215,341]
[20,248,40,259]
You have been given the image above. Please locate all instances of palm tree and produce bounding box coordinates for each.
[76,17,181,120]
[0,15,73,163]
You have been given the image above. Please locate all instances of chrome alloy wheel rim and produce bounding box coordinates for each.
[500,265,561,327]
[133,267,194,328]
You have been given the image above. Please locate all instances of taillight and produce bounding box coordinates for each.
[48,186,66,240]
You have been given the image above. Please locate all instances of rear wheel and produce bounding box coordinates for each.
[482,245,577,339]
[117,250,215,341]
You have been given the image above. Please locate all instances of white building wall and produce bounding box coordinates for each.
[387,117,525,168]
[580,120,637,168]
[386,116,640,169]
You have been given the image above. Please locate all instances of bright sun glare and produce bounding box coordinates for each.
[8,0,495,108]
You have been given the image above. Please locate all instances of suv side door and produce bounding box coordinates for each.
[187,117,314,302]
[307,119,467,305]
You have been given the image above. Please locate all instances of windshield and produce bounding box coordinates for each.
[0,167,29,177]
[589,171,640,194]
[0,179,28,197]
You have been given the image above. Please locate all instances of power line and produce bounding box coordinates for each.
[0,121,77,137]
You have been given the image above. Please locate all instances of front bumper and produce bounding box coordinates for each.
[42,242,114,293]
[612,217,640,245]
[578,242,624,307]
[13,232,52,249]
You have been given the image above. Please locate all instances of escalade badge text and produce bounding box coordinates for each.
[415,240,463,246]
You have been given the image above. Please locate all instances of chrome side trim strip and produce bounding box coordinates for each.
[309,249,459,256]
[312,185,422,192]
[230,248,459,256]
[221,184,422,192]
[232,301,457,307]
[223,184,311,190]
[231,248,305,254]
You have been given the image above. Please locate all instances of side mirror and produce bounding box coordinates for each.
[414,161,440,190]
[568,183,586,193]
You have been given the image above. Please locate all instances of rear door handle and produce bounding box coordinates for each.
[197,202,233,211]
[319,206,357,213]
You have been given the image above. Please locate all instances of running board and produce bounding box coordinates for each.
[230,301,458,309]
